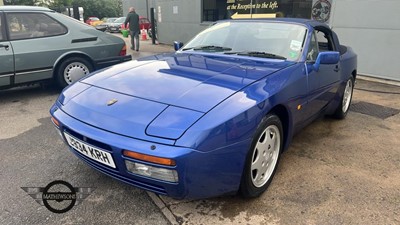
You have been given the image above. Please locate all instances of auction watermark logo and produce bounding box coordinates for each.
[21,180,95,213]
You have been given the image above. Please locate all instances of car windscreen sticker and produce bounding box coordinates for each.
[289,51,299,59]
[290,40,302,51]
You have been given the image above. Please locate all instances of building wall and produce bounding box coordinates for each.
[122,0,205,44]
[155,0,210,44]
[122,0,399,81]
[122,0,155,20]
[330,0,400,81]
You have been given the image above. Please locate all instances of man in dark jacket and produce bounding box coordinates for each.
[124,7,140,51]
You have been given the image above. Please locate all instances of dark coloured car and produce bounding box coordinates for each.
[51,18,357,199]
[0,6,131,89]
[114,16,152,33]
[107,17,125,33]
[96,17,118,32]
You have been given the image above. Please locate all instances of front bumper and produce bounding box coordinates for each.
[94,55,132,70]
[95,25,107,32]
[50,104,248,199]
[108,26,121,33]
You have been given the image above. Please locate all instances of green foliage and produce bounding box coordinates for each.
[4,0,38,5]
[4,0,123,20]
[71,0,123,20]
[46,0,72,12]
[50,0,73,8]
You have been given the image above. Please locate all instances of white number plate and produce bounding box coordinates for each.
[64,132,116,168]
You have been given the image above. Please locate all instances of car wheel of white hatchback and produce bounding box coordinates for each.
[57,57,93,88]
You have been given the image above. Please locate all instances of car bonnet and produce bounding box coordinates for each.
[82,53,293,112]
[60,53,294,141]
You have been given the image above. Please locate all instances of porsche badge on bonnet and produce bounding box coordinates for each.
[107,99,118,106]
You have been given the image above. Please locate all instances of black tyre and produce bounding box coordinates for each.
[56,57,93,88]
[240,114,283,198]
[332,77,354,119]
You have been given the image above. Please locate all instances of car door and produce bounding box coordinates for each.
[305,30,340,117]
[0,11,15,87]
[6,11,67,84]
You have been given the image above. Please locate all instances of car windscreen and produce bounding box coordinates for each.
[182,21,307,61]
[114,17,126,23]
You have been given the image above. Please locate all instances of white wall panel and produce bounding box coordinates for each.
[331,0,400,81]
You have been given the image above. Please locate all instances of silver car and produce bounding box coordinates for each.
[0,6,131,89]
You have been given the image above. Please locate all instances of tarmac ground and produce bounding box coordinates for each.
[0,34,399,225]
[126,36,400,225]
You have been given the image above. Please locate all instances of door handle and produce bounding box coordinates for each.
[334,65,340,72]
[0,44,10,50]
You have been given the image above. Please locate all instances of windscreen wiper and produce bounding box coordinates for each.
[225,51,286,60]
[182,45,232,51]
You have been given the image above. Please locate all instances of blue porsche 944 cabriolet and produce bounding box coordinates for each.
[50,18,357,199]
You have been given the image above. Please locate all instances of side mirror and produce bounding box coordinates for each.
[174,41,184,51]
[313,51,340,71]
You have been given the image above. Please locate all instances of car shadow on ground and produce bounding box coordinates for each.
[0,84,61,102]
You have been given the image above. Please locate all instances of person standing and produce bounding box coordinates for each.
[124,7,140,51]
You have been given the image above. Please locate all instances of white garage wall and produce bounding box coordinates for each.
[330,0,400,81]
